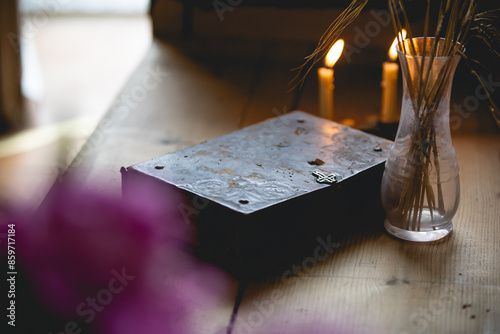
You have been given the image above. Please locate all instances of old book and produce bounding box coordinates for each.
[121,111,392,276]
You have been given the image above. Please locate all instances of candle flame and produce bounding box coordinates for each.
[388,29,407,61]
[325,39,344,68]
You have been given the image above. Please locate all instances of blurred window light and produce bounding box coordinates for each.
[19,0,150,14]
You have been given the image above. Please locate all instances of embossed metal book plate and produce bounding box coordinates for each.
[122,111,392,215]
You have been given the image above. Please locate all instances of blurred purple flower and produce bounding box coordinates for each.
[5,180,233,334]
[17,182,178,312]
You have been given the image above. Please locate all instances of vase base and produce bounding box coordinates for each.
[384,219,453,242]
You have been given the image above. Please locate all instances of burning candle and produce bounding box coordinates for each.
[380,30,406,124]
[318,39,344,120]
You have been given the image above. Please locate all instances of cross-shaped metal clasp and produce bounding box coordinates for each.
[312,171,337,184]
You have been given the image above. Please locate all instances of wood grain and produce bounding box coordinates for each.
[235,277,497,334]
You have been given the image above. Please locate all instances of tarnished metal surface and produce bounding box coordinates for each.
[126,111,392,214]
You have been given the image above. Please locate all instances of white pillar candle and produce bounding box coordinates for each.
[380,61,399,123]
[318,66,334,120]
[317,39,344,120]
[380,30,406,124]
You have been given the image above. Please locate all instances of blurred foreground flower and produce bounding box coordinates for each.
[2,180,233,334]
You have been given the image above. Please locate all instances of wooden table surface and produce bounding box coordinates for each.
[59,39,500,334]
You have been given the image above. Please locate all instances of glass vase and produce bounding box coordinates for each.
[381,38,461,242]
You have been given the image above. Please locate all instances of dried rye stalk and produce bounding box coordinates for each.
[294,0,500,229]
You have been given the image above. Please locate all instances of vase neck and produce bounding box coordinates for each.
[399,52,460,121]
[397,38,461,121]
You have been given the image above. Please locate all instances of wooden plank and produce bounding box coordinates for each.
[235,277,498,334]
[62,40,249,196]
[0,140,59,208]
[175,37,271,127]
[239,57,297,128]
[154,245,239,334]
[163,36,316,130]
[56,40,252,333]
[233,134,500,333]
